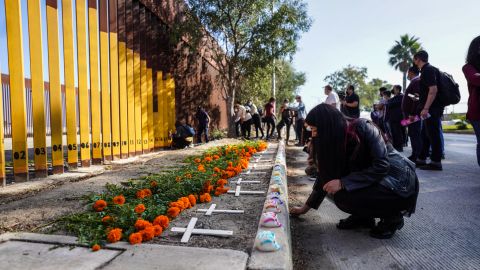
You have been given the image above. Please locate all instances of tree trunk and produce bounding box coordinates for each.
[226,93,236,137]
[402,72,407,92]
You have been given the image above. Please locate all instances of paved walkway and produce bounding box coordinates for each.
[288,133,480,270]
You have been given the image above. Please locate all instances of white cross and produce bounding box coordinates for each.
[171,217,233,243]
[197,204,245,216]
[242,169,266,175]
[227,185,265,197]
[233,177,261,185]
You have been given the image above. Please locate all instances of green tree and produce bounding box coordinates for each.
[388,34,422,91]
[362,78,392,111]
[238,60,306,108]
[178,0,312,135]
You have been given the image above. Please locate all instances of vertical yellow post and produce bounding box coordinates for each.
[147,68,154,151]
[27,0,48,177]
[62,0,79,168]
[76,0,91,167]
[156,71,164,147]
[167,73,176,141]
[140,7,149,153]
[109,0,121,160]
[5,0,29,182]
[99,0,112,161]
[133,2,142,155]
[46,0,64,174]
[126,0,136,156]
[163,76,169,144]
[117,0,129,158]
[0,69,5,186]
[88,0,102,164]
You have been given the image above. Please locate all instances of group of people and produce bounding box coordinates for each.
[233,96,307,145]
[292,36,480,240]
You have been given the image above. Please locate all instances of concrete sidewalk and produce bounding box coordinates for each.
[287,136,480,270]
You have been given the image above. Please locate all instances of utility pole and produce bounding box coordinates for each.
[271,0,276,100]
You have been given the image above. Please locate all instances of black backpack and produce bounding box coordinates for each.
[436,70,461,106]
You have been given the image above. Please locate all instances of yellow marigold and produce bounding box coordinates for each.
[129,232,143,245]
[113,195,125,205]
[102,215,112,223]
[91,244,101,252]
[134,204,146,214]
[153,225,163,237]
[188,194,196,207]
[107,228,122,243]
[93,200,107,212]
[135,219,152,231]
[167,207,181,218]
[153,215,169,229]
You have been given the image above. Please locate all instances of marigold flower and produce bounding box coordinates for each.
[185,173,192,179]
[213,167,221,173]
[153,225,163,237]
[167,207,181,218]
[93,200,107,212]
[181,197,191,209]
[194,158,201,163]
[175,176,182,182]
[134,204,146,214]
[136,189,152,199]
[102,216,112,223]
[204,193,212,202]
[198,164,206,172]
[150,181,158,188]
[107,228,122,243]
[153,215,170,229]
[204,157,213,162]
[92,244,101,252]
[213,155,220,160]
[135,219,152,230]
[113,195,125,205]
[141,226,155,241]
[188,194,196,206]
[129,232,143,245]
[216,179,228,186]
[170,201,185,210]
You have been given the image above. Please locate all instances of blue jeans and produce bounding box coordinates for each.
[471,120,480,167]
[408,120,422,159]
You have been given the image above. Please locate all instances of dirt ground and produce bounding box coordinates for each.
[0,139,277,254]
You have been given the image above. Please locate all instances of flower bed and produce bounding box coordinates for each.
[58,141,268,251]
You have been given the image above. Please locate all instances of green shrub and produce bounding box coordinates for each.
[455,121,468,130]
[210,128,227,140]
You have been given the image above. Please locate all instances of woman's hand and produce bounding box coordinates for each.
[290,204,311,216]
[323,179,342,195]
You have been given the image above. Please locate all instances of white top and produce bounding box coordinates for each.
[325,91,340,110]
[249,103,258,115]
[235,105,252,122]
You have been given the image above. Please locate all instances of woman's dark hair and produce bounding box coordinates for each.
[305,104,351,181]
[408,65,420,75]
[466,35,480,70]
[414,50,429,63]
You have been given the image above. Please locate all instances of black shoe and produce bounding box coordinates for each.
[415,159,427,167]
[337,215,375,230]
[370,216,404,239]
[419,163,442,171]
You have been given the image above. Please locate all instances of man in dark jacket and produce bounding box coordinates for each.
[387,85,405,152]
[402,66,422,162]
[195,106,210,144]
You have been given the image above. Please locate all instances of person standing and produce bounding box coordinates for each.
[195,106,210,144]
[341,85,360,119]
[264,97,276,139]
[463,36,480,166]
[376,87,388,133]
[234,102,247,138]
[324,85,340,110]
[290,95,307,146]
[414,50,445,170]
[242,105,253,139]
[277,99,293,144]
[247,100,264,139]
[387,85,405,152]
[402,66,422,162]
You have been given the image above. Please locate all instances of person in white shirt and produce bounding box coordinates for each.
[234,103,246,137]
[246,100,264,138]
[324,85,340,110]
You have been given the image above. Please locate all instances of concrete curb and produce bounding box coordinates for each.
[248,140,292,270]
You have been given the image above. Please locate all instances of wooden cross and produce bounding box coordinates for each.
[227,185,265,197]
[171,217,233,243]
[233,177,261,185]
[197,204,245,216]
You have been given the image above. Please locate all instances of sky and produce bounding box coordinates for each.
[293,0,480,113]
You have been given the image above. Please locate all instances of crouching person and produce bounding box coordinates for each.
[171,120,195,149]
[290,104,419,239]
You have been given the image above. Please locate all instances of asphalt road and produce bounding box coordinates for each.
[288,133,480,270]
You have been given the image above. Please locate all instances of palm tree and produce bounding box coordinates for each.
[388,34,422,91]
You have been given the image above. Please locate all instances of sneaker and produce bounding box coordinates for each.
[308,174,317,181]
[370,216,404,239]
[337,215,375,230]
[419,162,443,171]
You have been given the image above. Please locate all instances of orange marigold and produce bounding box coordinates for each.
[213,155,220,160]
[141,226,155,241]
[134,204,146,214]
[153,215,170,229]
[170,201,185,210]
[102,215,112,223]
[213,167,221,173]
[112,195,125,205]
[107,228,122,243]
[198,165,206,172]
[216,179,228,186]
[194,158,201,163]
[153,225,163,237]
[204,157,213,162]
[188,194,196,206]
[93,200,107,212]
[167,207,181,218]
[129,232,143,245]
[150,181,158,188]
[175,176,182,182]
[135,219,152,230]
[91,244,101,252]
[204,193,212,202]
[185,173,192,179]
[136,189,152,199]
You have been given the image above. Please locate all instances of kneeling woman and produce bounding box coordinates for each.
[291,104,419,239]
